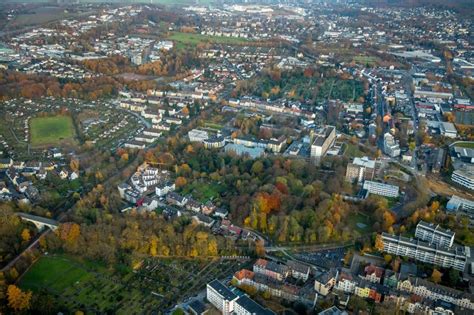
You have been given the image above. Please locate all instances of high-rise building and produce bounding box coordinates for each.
[381,233,466,271]
[310,126,336,158]
[206,280,238,315]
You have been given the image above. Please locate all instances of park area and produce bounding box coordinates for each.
[19,254,249,313]
[168,32,249,50]
[30,115,75,146]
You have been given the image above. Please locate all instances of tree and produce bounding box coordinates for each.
[374,234,384,251]
[255,239,265,257]
[431,269,443,284]
[21,229,31,242]
[7,285,32,311]
[175,176,187,188]
[70,159,80,172]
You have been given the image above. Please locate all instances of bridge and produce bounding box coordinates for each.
[17,212,59,231]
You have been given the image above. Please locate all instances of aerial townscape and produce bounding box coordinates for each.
[0,0,473,314]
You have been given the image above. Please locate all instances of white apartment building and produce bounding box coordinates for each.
[363,180,399,198]
[188,128,209,143]
[452,166,474,190]
[206,280,238,315]
[381,233,467,271]
[310,125,336,158]
[415,220,454,248]
[383,133,400,157]
[446,195,474,214]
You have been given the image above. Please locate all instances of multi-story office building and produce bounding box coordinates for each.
[415,220,454,248]
[452,165,474,190]
[206,280,238,315]
[381,233,467,271]
[363,180,399,198]
[310,126,336,158]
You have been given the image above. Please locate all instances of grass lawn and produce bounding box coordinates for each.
[343,142,365,158]
[347,213,372,234]
[30,115,75,146]
[168,32,249,50]
[203,121,224,130]
[180,181,225,202]
[353,55,378,66]
[453,141,474,149]
[19,255,89,292]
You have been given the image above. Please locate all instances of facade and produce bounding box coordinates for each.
[253,259,290,281]
[188,129,209,143]
[451,165,474,190]
[383,133,400,157]
[287,260,310,282]
[415,220,455,248]
[310,126,336,158]
[397,277,474,310]
[446,195,474,214]
[381,233,467,271]
[206,280,238,315]
[363,180,399,198]
[314,269,337,296]
[345,156,377,183]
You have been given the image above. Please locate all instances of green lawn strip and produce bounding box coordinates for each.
[453,142,474,149]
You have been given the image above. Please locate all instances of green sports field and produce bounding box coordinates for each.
[30,115,75,146]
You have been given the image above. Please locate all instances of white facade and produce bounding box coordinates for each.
[415,221,454,248]
[383,133,401,157]
[206,280,238,315]
[452,167,474,190]
[188,129,209,143]
[363,180,399,198]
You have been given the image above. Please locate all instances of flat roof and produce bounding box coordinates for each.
[207,280,237,301]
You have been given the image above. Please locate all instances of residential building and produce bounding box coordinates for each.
[314,269,337,296]
[383,133,400,157]
[335,272,357,293]
[318,306,348,315]
[446,195,474,215]
[345,156,377,183]
[363,180,399,198]
[380,233,467,271]
[363,264,384,284]
[192,213,215,228]
[188,129,209,143]
[415,220,454,248]
[310,126,336,158]
[452,165,474,190]
[206,280,238,315]
[233,295,275,315]
[287,260,311,282]
[253,259,290,281]
[397,277,474,310]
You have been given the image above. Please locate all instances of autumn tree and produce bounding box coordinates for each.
[255,239,265,257]
[21,229,31,242]
[431,269,443,284]
[7,285,32,311]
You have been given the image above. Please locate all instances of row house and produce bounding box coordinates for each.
[398,277,474,310]
[253,259,290,281]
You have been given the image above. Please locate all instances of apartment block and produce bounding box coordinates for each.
[415,220,454,248]
[381,233,466,271]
